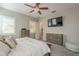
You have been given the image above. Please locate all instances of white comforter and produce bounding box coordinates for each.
[8,37,50,56]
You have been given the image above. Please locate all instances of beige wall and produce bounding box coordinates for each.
[0,6,79,46]
[39,8,79,45]
[0,7,37,38]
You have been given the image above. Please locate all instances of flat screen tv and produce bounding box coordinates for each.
[48,16,63,27]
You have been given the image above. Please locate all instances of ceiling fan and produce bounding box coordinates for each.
[24,3,48,15]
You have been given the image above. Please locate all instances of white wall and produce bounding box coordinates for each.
[0,7,37,38]
[39,7,79,45]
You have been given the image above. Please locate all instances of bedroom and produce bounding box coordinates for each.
[0,3,79,56]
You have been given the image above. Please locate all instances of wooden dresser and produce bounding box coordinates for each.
[46,33,63,46]
[21,28,30,38]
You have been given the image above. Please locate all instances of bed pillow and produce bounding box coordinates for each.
[0,41,11,56]
[0,40,12,49]
[0,35,4,40]
[4,36,16,49]
[10,36,17,45]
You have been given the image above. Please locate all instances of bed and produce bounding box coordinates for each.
[0,36,50,56]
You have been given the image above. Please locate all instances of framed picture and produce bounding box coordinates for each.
[48,18,52,27]
[48,16,63,27]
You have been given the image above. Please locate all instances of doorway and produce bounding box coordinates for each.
[39,22,43,40]
[29,20,43,40]
[29,21,36,38]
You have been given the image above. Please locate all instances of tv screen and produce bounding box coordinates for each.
[48,16,63,27]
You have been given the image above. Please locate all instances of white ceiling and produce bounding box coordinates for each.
[0,3,79,18]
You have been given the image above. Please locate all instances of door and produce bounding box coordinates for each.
[39,22,43,40]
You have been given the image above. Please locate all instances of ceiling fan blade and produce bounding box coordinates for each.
[36,3,40,7]
[30,10,34,13]
[24,3,33,8]
[39,7,48,10]
[38,11,42,15]
[51,10,56,13]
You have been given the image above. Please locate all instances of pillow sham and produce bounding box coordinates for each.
[0,35,17,49]
[10,36,17,45]
[0,40,12,49]
[4,36,16,49]
[0,41,11,56]
[0,35,4,40]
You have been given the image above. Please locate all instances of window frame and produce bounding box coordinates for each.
[0,15,15,35]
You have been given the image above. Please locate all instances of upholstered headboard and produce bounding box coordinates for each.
[46,33,63,46]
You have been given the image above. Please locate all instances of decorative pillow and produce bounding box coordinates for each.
[0,40,12,49]
[0,35,17,49]
[4,36,16,49]
[0,35,4,40]
[0,41,11,56]
[10,36,17,45]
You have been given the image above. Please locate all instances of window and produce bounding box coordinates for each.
[0,15,15,35]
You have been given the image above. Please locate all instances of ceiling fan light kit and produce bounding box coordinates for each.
[24,3,48,15]
[33,7,40,12]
